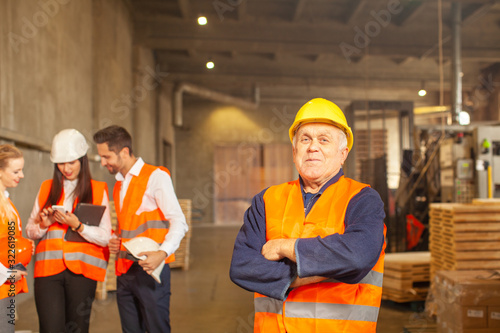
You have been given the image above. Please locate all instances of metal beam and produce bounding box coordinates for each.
[177,0,190,19]
[394,1,426,26]
[344,0,366,24]
[147,37,500,61]
[462,1,498,25]
[292,0,308,21]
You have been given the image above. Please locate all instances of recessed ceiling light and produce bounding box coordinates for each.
[198,16,207,26]
[206,61,215,69]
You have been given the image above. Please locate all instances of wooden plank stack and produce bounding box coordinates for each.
[382,251,431,303]
[96,199,192,300]
[169,199,192,270]
[429,202,500,278]
[96,201,118,300]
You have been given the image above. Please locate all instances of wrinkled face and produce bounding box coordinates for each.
[57,160,81,181]
[96,143,123,175]
[293,123,348,188]
[0,158,25,190]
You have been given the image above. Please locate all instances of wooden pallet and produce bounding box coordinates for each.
[403,323,438,333]
[429,202,500,278]
[382,252,431,303]
[96,199,192,300]
[169,199,192,270]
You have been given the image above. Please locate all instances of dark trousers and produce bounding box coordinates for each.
[0,296,14,333]
[35,269,97,333]
[116,263,171,333]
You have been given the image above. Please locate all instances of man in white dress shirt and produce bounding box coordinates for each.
[93,125,188,333]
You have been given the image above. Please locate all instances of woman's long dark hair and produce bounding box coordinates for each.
[42,155,93,209]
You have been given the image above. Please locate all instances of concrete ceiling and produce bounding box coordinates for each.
[131,0,500,107]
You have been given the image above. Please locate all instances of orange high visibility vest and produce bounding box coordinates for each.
[34,179,110,281]
[0,200,29,299]
[113,163,174,276]
[256,176,386,333]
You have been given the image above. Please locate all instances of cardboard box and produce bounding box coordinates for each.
[489,306,500,328]
[433,270,500,332]
[461,306,487,328]
[435,270,500,307]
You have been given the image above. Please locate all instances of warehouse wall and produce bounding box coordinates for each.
[175,99,298,224]
[0,0,164,302]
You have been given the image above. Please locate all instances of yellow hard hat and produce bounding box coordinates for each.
[289,98,353,150]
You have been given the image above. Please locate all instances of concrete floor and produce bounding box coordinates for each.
[14,225,434,333]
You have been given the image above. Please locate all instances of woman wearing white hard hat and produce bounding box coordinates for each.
[0,144,33,333]
[26,129,111,333]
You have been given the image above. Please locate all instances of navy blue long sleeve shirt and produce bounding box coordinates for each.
[229,169,385,300]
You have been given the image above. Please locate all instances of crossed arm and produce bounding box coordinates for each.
[229,187,385,300]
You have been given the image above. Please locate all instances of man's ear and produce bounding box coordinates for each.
[340,147,349,165]
[119,146,130,158]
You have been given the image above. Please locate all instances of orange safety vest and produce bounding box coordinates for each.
[34,179,110,281]
[0,200,28,299]
[113,163,174,276]
[255,176,386,333]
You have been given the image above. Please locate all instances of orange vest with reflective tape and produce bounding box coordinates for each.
[113,163,174,276]
[0,200,29,299]
[34,179,110,281]
[255,176,386,333]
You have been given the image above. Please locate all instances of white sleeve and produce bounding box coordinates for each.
[0,264,9,286]
[151,170,188,256]
[26,189,49,240]
[78,192,112,247]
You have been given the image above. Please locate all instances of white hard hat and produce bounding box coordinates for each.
[50,129,89,163]
[123,237,165,283]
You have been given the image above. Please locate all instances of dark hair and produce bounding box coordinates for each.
[42,155,93,208]
[93,125,133,156]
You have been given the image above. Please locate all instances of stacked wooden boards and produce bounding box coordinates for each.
[169,199,192,270]
[429,202,500,278]
[382,251,431,302]
[96,199,192,300]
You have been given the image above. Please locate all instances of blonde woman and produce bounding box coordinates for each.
[0,144,31,333]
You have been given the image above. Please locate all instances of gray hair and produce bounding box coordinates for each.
[292,123,348,152]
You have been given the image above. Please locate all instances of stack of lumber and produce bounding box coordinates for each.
[169,199,192,270]
[403,323,438,333]
[96,201,118,300]
[382,251,431,302]
[96,199,192,300]
[429,202,500,278]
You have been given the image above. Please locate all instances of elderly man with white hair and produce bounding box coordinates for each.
[230,98,386,333]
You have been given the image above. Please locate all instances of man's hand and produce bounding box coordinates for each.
[290,276,327,288]
[108,237,121,254]
[138,250,167,275]
[261,238,297,262]
[10,270,28,283]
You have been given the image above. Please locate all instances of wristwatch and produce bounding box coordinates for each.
[72,222,83,232]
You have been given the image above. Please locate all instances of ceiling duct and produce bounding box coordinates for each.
[173,82,260,127]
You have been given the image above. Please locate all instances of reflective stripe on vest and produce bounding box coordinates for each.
[322,270,384,288]
[113,163,174,276]
[44,230,64,240]
[257,177,386,333]
[120,220,170,239]
[36,250,63,261]
[65,252,108,270]
[34,179,110,281]
[285,303,380,322]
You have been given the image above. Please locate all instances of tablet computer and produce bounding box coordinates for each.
[65,203,106,242]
